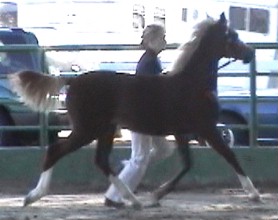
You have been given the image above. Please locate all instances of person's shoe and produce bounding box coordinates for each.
[104,197,125,209]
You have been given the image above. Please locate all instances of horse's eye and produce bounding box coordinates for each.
[226,31,238,42]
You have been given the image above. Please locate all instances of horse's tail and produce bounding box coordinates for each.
[8,70,71,112]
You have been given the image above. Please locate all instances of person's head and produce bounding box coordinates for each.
[141,24,166,54]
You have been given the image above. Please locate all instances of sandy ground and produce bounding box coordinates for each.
[1,189,278,220]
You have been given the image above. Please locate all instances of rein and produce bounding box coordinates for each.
[217,58,237,70]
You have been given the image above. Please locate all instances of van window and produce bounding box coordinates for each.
[250,8,269,34]
[133,4,145,30]
[182,8,188,22]
[154,7,165,26]
[229,6,246,31]
[229,6,270,34]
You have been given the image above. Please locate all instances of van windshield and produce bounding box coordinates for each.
[0,2,17,27]
[0,35,36,74]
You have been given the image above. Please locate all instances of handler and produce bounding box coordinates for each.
[104,24,174,208]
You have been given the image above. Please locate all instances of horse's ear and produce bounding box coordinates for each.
[206,13,212,19]
[219,12,227,24]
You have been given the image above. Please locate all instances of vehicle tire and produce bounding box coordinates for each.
[0,107,20,146]
[201,124,235,148]
[217,123,235,148]
[218,113,249,146]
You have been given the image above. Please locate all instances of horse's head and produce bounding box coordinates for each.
[170,13,255,74]
[210,13,255,63]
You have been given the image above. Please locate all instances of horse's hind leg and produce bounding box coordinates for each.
[24,131,93,206]
[150,135,191,205]
[203,126,260,201]
[95,126,142,208]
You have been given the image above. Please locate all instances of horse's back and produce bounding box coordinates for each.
[65,72,123,129]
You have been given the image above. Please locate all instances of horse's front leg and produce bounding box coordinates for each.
[95,129,142,209]
[203,126,260,201]
[150,134,191,205]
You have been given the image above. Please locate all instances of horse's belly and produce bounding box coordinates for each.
[117,112,193,136]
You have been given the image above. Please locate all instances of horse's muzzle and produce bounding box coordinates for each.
[243,47,255,64]
[227,40,255,64]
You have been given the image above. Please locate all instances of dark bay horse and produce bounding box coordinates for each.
[9,13,260,208]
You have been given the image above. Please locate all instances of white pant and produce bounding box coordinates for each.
[105,132,174,203]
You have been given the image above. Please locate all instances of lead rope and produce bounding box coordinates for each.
[217,58,237,70]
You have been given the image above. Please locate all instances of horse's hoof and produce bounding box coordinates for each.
[131,201,143,210]
[140,193,161,208]
[149,192,160,205]
[23,190,44,207]
[104,197,125,209]
[23,195,34,207]
[144,202,161,208]
[249,193,261,202]
[23,193,40,207]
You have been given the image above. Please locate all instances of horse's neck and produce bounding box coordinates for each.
[177,38,212,71]
[183,50,218,77]
[175,48,219,92]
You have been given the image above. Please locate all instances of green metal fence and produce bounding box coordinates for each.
[0,43,277,147]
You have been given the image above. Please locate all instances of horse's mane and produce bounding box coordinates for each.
[170,17,216,74]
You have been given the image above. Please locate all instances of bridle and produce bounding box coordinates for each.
[217,29,238,70]
[217,58,236,70]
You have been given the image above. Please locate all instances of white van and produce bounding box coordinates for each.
[167,0,278,59]
[17,0,166,45]
[215,0,278,60]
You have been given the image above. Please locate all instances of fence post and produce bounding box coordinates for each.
[249,56,258,147]
[39,49,49,147]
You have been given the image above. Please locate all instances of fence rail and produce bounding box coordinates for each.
[0,42,277,147]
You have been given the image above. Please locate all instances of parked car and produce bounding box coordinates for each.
[0,27,66,146]
[218,87,278,146]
